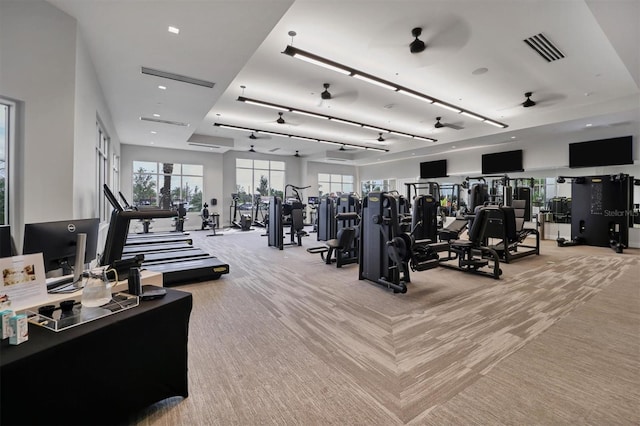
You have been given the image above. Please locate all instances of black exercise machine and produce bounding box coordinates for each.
[359,192,440,293]
[556,174,635,253]
[439,206,502,279]
[481,205,540,263]
[267,185,308,250]
[101,185,229,284]
[316,195,337,241]
[307,197,360,267]
[229,193,252,231]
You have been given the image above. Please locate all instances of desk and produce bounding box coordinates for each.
[1,286,192,426]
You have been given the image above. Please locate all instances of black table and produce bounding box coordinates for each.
[1,286,192,425]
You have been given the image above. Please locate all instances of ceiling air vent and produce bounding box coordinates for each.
[141,67,215,88]
[523,33,565,62]
[188,143,220,149]
[140,117,190,127]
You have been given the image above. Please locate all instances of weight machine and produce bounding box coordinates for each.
[556,174,635,253]
[358,192,440,293]
[267,185,308,250]
[307,193,361,267]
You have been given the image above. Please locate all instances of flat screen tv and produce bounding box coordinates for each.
[482,149,524,174]
[420,159,448,178]
[569,136,633,168]
[22,218,100,274]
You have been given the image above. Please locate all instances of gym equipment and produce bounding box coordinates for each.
[229,193,252,231]
[173,203,187,232]
[359,192,440,293]
[268,184,309,250]
[439,206,502,279]
[557,174,634,253]
[306,226,357,267]
[199,203,223,236]
[482,204,540,263]
[316,196,337,241]
[307,193,361,267]
[101,185,229,285]
[267,196,305,250]
[252,195,268,227]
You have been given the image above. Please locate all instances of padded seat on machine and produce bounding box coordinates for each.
[307,227,356,267]
[438,218,469,241]
[441,206,502,279]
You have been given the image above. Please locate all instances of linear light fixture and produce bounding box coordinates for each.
[213,122,389,152]
[237,96,437,142]
[282,45,508,129]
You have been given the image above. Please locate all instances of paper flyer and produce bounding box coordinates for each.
[0,253,48,312]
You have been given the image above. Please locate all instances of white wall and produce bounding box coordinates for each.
[74,30,121,219]
[0,0,121,251]
[0,0,76,226]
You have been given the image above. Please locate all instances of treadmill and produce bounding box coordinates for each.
[101,185,229,285]
[118,191,194,246]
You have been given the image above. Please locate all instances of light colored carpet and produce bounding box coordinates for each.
[132,228,640,425]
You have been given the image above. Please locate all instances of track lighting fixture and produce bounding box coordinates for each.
[277,112,285,124]
[282,45,508,129]
[249,145,256,153]
[214,123,389,152]
[410,27,426,54]
[237,96,437,142]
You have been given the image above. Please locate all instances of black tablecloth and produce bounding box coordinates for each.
[1,286,192,425]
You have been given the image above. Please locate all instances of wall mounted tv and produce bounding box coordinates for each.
[481,149,524,174]
[569,136,633,168]
[420,159,448,179]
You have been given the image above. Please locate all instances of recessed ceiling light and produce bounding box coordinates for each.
[158,85,166,90]
[168,26,180,34]
[511,136,516,139]
[586,123,593,127]
[153,113,160,117]
[150,131,157,134]
[150,141,155,145]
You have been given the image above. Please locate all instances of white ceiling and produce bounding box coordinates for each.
[47,0,639,166]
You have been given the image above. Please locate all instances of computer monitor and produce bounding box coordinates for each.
[22,218,100,274]
[0,225,13,258]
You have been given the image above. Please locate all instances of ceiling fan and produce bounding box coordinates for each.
[321,83,331,100]
[522,92,536,107]
[410,27,426,53]
[363,132,391,145]
[249,132,270,140]
[435,116,464,130]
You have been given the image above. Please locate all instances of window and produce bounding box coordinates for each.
[96,119,110,222]
[132,161,203,211]
[361,179,396,198]
[318,173,354,197]
[0,100,13,225]
[111,153,120,197]
[235,159,285,206]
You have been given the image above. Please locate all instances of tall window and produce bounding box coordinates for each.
[235,159,285,204]
[361,179,396,198]
[0,101,12,225]
[132,161,203,211]
[318,173,354,197]
[96,119,110,221]
[111,153,120,197]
